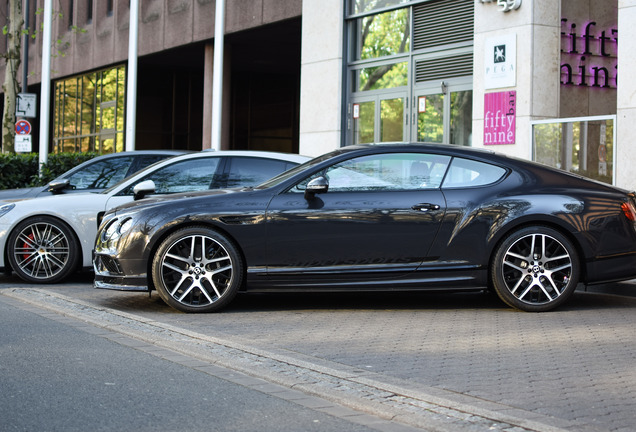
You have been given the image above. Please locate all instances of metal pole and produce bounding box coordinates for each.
[211,0,225,151]
[38,0,52,174]
[22,0,29,94]
[125,0,140,151]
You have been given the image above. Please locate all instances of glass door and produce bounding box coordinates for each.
[414,93,445,143]
[353,93,406,144]
[412,83,472,146]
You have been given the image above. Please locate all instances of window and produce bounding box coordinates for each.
[293,153,451,193]
[532,116,615,185]
[354,8,410,61]
[67,157,135,190]
[87,0,93,24]
[442,158,506,188]
[224,158,298,189]
[123,158,222,195]
[68,0,74,29]
[53,65,126,154]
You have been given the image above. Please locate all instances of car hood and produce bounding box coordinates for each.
[0,186,45,201]
[109,188,248,215]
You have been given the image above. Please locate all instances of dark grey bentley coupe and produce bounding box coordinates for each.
[94,143,636,313]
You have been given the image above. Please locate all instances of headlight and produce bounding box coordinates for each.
[102,217,133,242]
[0,203,15,219]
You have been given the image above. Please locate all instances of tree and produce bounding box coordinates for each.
[1,0,23,153]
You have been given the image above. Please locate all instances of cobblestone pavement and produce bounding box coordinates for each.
[2,273,636,432]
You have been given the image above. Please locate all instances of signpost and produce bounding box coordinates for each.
[15,119,33,152]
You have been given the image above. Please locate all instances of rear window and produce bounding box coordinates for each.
[442,158,506,188]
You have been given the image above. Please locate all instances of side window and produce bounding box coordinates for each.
[123,158,222,195]
[442,158,506,188]
[291,153,451,193]
[67,156,134,190]
[224,158,296,189]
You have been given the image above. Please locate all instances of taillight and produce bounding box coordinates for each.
[621,201,636,222]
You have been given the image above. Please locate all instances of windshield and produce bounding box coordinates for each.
[256,153,334,189]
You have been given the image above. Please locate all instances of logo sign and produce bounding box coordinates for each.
[15,119,32,135]
[484,91,516,145]
[485,34,517,89]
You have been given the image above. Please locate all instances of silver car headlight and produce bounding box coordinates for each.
[102,217,133,242]
[0,203,15,219]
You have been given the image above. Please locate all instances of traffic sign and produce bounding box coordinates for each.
[16,93,37,118]
[15,135,32,152]
[15,119,32,135]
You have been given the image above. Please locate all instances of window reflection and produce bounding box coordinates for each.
[292,153,452,192]
[417,95,444,143]
[68,156,134,190]
[450,91,473,146]
[533,119,614,184]
[131,158,222,195]
[355,8,410,60]
[53,65,126,154]
[356,62,408,91]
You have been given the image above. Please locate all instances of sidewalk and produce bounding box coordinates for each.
[2,274,636,431]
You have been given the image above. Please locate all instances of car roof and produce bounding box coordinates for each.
[196,149,309,163]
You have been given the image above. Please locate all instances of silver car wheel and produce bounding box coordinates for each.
[152,227,243,312]
[8,217,78,283]
[492,227,579,312]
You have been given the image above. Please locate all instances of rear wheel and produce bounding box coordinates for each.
[7,216,79,283]
[491,226,579,312]
[151,227,244,313]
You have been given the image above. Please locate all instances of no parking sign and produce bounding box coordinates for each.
[15,119,32,135]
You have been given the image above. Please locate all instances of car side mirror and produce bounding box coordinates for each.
[304,176,329,200]
[133,180,156,201]
[48,178,71,194]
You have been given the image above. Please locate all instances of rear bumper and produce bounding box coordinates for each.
[585,252,636,285]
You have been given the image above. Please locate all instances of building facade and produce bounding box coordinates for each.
[1,0,635,190]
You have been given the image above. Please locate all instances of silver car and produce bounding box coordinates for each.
[0,150,308,284]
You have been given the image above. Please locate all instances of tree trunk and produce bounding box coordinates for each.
[2,0,23,154]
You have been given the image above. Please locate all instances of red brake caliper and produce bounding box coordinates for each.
[23,234,35,261]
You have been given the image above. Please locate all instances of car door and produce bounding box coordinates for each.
[264,152,450,283]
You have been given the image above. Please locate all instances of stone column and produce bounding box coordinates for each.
[473,1,561,159]
[616,1,636,190]
[299,0,344,156]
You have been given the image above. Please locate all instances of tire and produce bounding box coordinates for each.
[491,226,579,312]
[151,226,244,313]
[7,216,80,284]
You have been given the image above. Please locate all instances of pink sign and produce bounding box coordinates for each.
[484,91,516,145]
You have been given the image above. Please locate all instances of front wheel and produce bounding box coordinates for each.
[151,226,244,313]
[7,216,80,283]
[491,226,580,312]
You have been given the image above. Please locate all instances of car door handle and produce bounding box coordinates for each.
[412,203,441,212]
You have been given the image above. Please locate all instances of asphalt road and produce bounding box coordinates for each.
[0,294,397,432]
[2,272,636,432]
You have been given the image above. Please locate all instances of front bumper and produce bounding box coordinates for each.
[93,254,149,291]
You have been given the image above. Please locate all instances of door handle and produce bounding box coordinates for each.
[412,203,441,212]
